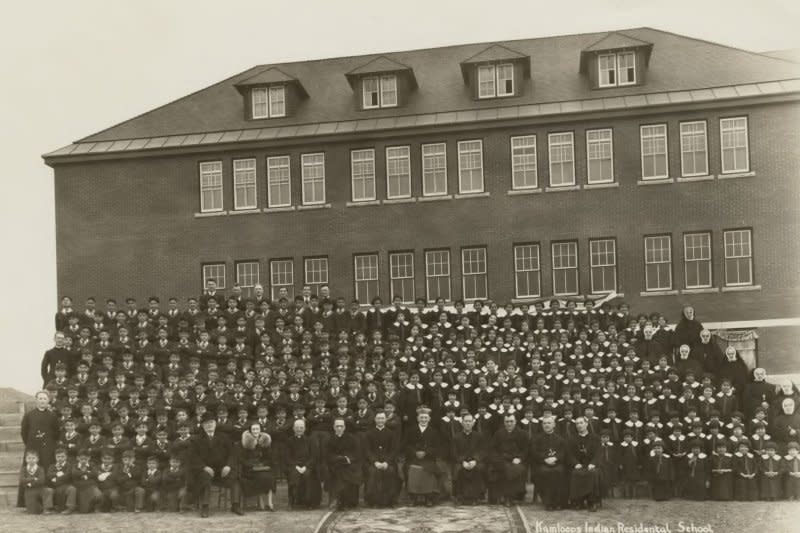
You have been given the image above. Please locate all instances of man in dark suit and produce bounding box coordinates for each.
[188,414,242,517]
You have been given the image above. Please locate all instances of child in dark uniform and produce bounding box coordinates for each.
[684,439,709,501]
[732,439,758,501]
[710,441,733,501]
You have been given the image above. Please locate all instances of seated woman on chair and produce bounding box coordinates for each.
[238,422,275,511]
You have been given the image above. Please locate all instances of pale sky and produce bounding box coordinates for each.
[0,0,797,395]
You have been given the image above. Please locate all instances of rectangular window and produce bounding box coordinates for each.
[351,149,376,202]
[304,257,329,296]
[548,132,575,187]
[684,232,712,289]
[598,54,616,87]
[457,140,484,193]
[199,161,223,213]
[511,135,538,189]
[389,252,415,303]
[599,52,635,87]
[514,244,541,298]
[202,263,226,290]
[362,76,397,109]
[270,259,294,300]
[641,124,669,180]
[724,229,753,286]
[497,64,514,96]
[354,254,380,303]
[590,239,617,294]
[235,261,259,297]
[267,156,291,207]
[268,86,286,117]
[586,129,614,184]
[252,88,268,119]
[617,52,636,85]
[301,153,325,205]
[233,158,257,210]
[478,65,496,98]
[425,250,451,302]
[644,235,673,291]
[551,241,579,296]
[478,64,514,98]
[680,121,708,177]
[386,146,411,199]
[461,247,488,301]
[422,143,447,196]
[720,117,750,173]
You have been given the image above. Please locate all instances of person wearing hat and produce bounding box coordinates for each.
[531,415,568,509]
[645,438,673,501]
[732,438,758,500]
[404,405,443,506]
[188,413,242,517]
[758,439,782,500]
[237,421,275,511]
[684,439,709,500]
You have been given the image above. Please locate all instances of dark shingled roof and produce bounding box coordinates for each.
[73,27,800,145]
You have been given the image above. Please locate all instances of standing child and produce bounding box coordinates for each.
[732,439,758,501]
[596,430,618,498]
[783,441,800,500]
[645,439,673,501]
[758,440,782,501]
[684,439,709,501]
[618,429,641,498]
[20,450,48,514]
[710,441,734,501]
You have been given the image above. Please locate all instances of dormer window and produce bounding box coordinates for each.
[477,63,514,99]
[598,51,636,88]
[362,75,397,109]
[251,86,286,119]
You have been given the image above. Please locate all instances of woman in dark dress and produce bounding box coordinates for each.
[673,305,703,353]
[238,422,275,510]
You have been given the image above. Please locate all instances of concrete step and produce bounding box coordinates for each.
[0,427,20,441]
[0,471,17,488]
[0,453,21,471]
[0,413,23,427]
[0,401,28,415]
[0,441,24,454]
[0,489,16,510]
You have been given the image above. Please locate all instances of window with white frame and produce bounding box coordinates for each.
[514,244,541,298]
[233,158,257,210]
[301,153,325,205]
[202,263,226,290]
[644,235,673,291]
[251,87,286,119]
[422,143,447,196]
[548,132,575,187]
[598,52,635,87]
[461,247,488,301]
[199,161,223,213]
[425,250,451,302]
[362,75,397,109]
[551,242,578,295]
[351,149,376,202]
[724,229,753,286]
[354,254,379,302]
[304,257,329,296]
[457,140,484,193]
[235,261,259,297]
[477,63,514,98]
[389,252,415,303]
[641,124,669,180]
[720,117,749,173]
[684,232,712,289]
[680,121,708,177]
[386,146,411,199]
[267,156,291,207]
[511,135,538,190]
[586,129,614,183]
[589,239,617,293]
[270,259,294,300]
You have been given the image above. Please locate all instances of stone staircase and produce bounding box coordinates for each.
[0,389,34,509]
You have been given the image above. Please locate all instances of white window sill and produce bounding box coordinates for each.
[194,210,228,218]
[639,290,679,297]
[297,203,331,211]
[681,287,720,294]
[507,188,543,196]
[718,171,756,180]
[545,185,580,192]
[262,206,295,213]
[345,200,380,207]
[588,292,625,298]
[677,175,715,183]
[383,197,416,205]
[721,284,761,292]
[229,208,260,216]
[418,194,452,203]
[511,297,542,304]
[454,191,490,199]
[584,181,619,189]
[637,178,675,186]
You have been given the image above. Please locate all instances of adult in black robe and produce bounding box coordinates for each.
[672,305,703,353]
[489,414,529,505]
[692,329,724,374]
[325,418,362,509]
[530,415,568,509]
[18,391,60,507]
[451,413,487,504]
[40,333,72,386]
[717,347,749,394]
[567,416,602,511]
[403,407,442,506]
[188,415,242,517]
[742,368,776,419]
[285,418,322,508]
[364,412,400,507]
[773,398,800,448]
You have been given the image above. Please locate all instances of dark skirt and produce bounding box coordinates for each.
[569,468,601,502]
[365,465,400,506]
[454,464,486,502]
[240,468,275,495]
[734,477,759,501]
[710,473,733,501]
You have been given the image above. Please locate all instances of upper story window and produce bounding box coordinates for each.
[478,63,514,99]
[548,132,575,187]
[251,86,286,119]
[598,51,636,87]
[720,117,750,174]
[362,75,397,109]
[199,161,223,213]
[640,124,669,180]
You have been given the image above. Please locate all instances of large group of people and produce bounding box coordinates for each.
[21,280,800,517]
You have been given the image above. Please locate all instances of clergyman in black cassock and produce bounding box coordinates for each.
[531,415,568,509]
[451,412,487,504]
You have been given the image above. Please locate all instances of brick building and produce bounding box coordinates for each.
[43,27,800,372]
